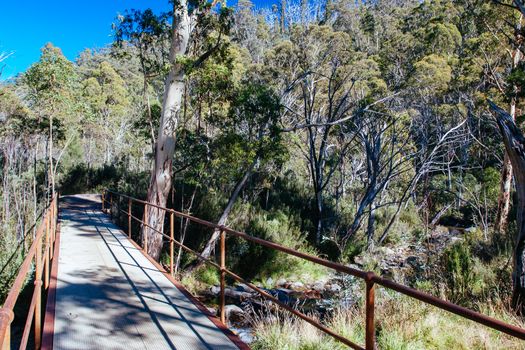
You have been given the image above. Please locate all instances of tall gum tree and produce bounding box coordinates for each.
[140,0,231,260]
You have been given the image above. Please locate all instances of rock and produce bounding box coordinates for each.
[354,255,365,265]
[327,284,341,293]
[290,281,305,291]
[266,277,274,286]
[312,281,325,292]
[236,283,254,293]
[271,288,295,304]
[381,247,395,255]
[225,288,252,301]
[230,327,254,344]
[223,305,246,326]
[450,236,461,243]
[276,278,288,287]
[210,285,220,296]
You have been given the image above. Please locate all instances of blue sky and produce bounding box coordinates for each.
[0,0,267,80]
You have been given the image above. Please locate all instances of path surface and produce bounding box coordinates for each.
[50,195,243,350]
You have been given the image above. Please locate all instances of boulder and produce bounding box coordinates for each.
[312,281,325,292]
[290,281,305,291]
[276,278,288,287]
[327,283,341,293]
[210,285,220,296]
[223,304,246,326]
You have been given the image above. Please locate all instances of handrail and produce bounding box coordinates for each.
[103,189,525,349]
[0,195,59,350]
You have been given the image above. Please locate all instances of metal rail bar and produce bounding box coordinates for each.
[0,195,59,350]
[103,189,525,349]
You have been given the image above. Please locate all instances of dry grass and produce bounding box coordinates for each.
[250,289,525,350]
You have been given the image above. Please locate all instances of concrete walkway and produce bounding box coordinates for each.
[50,195,244,350]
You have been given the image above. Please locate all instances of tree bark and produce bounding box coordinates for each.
[143,0,191,261]
[495,45,521,233]
[489,100,525,313]
[198,158,258,262]
[496,152,513,233]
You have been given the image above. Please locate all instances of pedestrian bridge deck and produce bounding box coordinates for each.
[45,195,245,350]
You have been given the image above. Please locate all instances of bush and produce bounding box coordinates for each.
[231,209,328,284]
[442,241,474,303]
[195,265,220,286]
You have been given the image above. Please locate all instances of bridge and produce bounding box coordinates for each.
[1,192,525,350]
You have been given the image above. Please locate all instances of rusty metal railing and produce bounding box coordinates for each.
[0,194,59,350]
[103,189,525,349]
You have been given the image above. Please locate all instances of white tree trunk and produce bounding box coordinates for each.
[143,0,191,261]
[496,45,521,233]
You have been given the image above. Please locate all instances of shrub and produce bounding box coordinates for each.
[231,209,328,284]
[442,241,474,303]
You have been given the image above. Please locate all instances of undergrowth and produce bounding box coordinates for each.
[251,291,525,350]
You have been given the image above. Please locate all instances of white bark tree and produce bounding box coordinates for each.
[142,0,231,260]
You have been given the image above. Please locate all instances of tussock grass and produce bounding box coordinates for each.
[250,290,525,350]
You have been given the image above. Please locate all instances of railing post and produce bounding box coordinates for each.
[44,214,50,290]
[109,193,113,219]
[170,212,174,275]
[101,190,105,212]
[365,272,375,350]
[0,308,14,350]
[144,204,148,254]
[49,198,55,258]
[34,233,43,349]
[220,229,226,324]
[53,194,58,244]
[128,198,132,238]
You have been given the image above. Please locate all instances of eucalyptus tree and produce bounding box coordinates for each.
[81,61,131,165]
[489,0,525,314]
[117,0,233,260]
[197,80,283,261]
[273,25,384,244]
[114,9,172,147]
[23,43,79,196]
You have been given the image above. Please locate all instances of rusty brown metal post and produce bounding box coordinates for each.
[34,235,43,349]
[365,272,375,350]
[0,309,13,350]
[219,229,226,324]
[49,200,55,259]
[144,204,148,254]
[170,212,174,275]
[101,190,105,212]
[44,214,50,290]
[128,198,132,238]
[50,199,54,244]
[109,193,113,218]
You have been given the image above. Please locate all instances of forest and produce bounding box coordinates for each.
[3,0,525,348]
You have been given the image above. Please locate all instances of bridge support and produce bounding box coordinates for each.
[220,229,226,324]
[365,272,375,350]
[128,199,132,238]
[170,212,174,275]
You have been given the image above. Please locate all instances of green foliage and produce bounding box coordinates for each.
[24,43,79,130]
[411,54,452,94]
[195,265,220,286]
[231,209,327,283]
[442,241,474,303]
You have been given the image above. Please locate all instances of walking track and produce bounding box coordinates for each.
[44,195,246,350]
